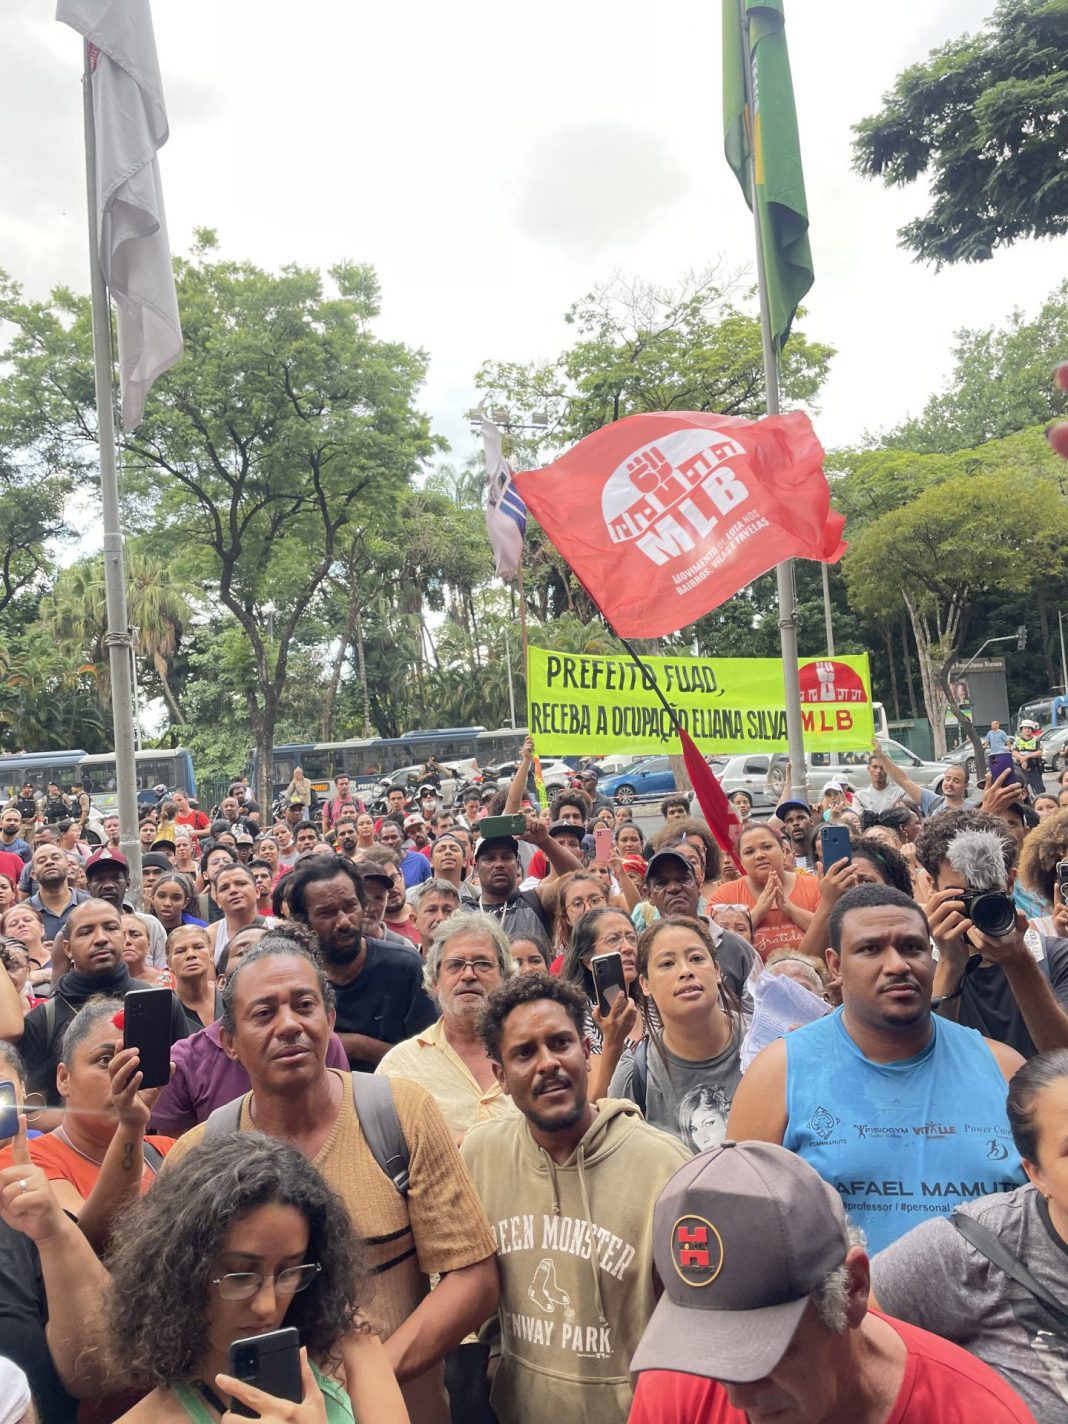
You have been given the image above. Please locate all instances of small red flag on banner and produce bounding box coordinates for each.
[678,727,744,872]
[512,410,845,637]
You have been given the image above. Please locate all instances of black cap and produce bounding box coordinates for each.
[549,820,584,840]
[140,852,173,871]
[646,849,695,880]
[474,835,520,861]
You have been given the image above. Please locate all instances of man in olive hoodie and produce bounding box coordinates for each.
[462,973,690,1424]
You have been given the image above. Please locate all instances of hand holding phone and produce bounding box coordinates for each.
[122,988,174,1090]
[820,824,852,870]
[594,826,613,864]
[1057,860,1068,906]
[591,951,627,1018]
[987,751,1017,787]
[226,1327,302,1418]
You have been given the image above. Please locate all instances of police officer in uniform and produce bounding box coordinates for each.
[6,783,40,839]
[1013,720,1046,797]
[42,782,71,826]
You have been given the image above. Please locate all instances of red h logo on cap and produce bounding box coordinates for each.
[676,1224,710,1268]
[670,1214,724,1287]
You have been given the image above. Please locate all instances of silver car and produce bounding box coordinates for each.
[716,738,947,809]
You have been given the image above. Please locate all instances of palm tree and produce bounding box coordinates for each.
[36,550,194,725]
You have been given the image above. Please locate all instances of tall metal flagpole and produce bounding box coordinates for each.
[738,0,808,803]
[82,43,143,898]
[821,563,835,655]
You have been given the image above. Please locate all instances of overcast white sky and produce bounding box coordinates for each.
[3,0,1066,468]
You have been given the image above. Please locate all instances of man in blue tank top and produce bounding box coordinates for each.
[727,884,1026,1254]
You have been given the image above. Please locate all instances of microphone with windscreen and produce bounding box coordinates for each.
[946,829,1017,938]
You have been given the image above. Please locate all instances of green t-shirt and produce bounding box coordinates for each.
[170,1362,354,1422]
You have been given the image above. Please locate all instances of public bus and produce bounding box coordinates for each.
[256,727,528,803]
[0,750,87,802]
[77,747,197,810]
[0,746,196,814]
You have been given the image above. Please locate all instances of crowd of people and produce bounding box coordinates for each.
[0,726,1065,1423]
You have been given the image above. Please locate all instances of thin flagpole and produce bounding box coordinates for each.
[737,0,808,803]
[82,41,143,898]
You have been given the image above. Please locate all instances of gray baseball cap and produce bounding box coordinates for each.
[630,1142,849,1383]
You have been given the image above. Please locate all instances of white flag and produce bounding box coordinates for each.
[57,0,183,430]
[481,416,527,580]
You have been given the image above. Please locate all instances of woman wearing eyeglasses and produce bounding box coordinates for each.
[609,917,745,1152]
[108,1132,408,1423]
[561,906,645,1101]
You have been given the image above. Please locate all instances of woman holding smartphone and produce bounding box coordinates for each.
[19,999,173,1253]
[561,906,644,1101]
[108,1132,407,1423]
[608,917,745,1152]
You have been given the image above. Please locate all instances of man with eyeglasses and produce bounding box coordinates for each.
[377,910,518,1139]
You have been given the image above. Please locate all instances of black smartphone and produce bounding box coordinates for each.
[987,751,1017,786]
[1057,860,1068,906]
[122,988,173,1090]
[479,813,528,838]
[820,824,852,869]
[228,1327,301,1417]
[0,1080,17,1140]
[590,951,627,1018]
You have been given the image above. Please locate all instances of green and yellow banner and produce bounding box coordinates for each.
[526,648,873,756]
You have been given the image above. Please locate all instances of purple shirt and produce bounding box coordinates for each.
[149,1020,349,1135]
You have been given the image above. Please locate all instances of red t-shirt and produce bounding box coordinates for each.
[704,871,820,962]
[0,1131,176,1199]
[628,1315,1036,1424]
[385,914,421,947]
[175,810,210,835]
[0,849,25,885]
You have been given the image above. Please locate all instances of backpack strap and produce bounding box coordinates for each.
[352,1073,410,1197]
[631,1039,648,1116]
[141,1139,165,1174]
[950,1210,1068,1332]
[43,996,58,1053]
[201,1095,248,1140]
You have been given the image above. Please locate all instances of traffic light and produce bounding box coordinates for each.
[1017,625,1028,651]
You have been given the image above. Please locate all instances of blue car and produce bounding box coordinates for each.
[600,756,677,805]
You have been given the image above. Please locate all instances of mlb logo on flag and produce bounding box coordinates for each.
[481,415,527,580]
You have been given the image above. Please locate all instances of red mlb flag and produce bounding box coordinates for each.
[512,410,845,637]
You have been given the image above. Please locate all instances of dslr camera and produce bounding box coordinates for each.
[959,887,1017,939]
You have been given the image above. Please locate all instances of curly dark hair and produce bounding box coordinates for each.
[105,1133,371,1388]
[478,971,588,1063]
[915,807,1018,879]
[287,854,366,923]
[1019,809,1068,902]
[649,817,722,883]
[852,836,913,897]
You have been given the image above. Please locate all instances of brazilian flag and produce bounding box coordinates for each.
[723,0,813,352]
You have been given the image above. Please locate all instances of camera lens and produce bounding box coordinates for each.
[969,890,1016,938]
[235,1346,258,1377]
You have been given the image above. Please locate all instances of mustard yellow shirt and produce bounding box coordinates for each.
[377,1016,516,1137]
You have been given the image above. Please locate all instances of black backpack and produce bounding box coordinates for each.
[202,1071,410,1196]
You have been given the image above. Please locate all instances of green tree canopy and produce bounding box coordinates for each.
[0,232,435,803]
[875,283,1068,452]
[844,466,1068,754]
[852,0,1068,265]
